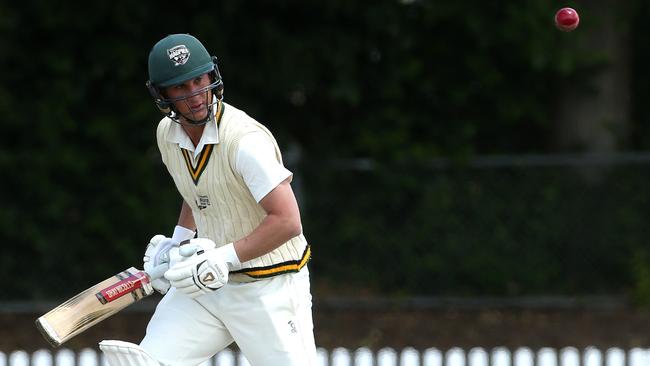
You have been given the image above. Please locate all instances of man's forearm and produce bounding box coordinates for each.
[234,212,301,263]
[178,200,196,231]
[233,180,302,263]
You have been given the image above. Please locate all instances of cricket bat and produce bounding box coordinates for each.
[35,245,199,347]
[35,264,168,347]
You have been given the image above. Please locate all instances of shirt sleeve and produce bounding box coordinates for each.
[235,131,292,203]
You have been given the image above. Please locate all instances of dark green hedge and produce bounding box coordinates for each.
[301,160,650,299]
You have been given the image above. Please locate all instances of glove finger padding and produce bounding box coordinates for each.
[151,278,171,295]
[143,260,171,295]
[166,273,196,289]
[145,237,180,267]
[143,235,167,263]
[143,235,180,295]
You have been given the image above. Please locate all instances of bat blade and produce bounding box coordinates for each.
[35,267,156,347]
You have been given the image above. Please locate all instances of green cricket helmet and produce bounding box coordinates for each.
[146,33,224,124]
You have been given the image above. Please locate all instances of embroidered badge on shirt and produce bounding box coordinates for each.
[196,195,211,210]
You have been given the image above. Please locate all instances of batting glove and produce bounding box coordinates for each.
[143,226,195,294]
[164,238,240,298]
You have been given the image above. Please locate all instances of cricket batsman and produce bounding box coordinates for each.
[100,33,317,366]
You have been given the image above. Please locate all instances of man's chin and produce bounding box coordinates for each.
[181,112,209,124]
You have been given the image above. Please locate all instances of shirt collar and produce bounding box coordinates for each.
[166,100,223,159]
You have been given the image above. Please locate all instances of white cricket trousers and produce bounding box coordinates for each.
[140,268,317,366]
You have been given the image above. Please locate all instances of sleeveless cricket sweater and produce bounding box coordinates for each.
[156,101,310,281]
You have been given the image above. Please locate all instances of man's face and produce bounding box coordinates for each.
[164,73,213,122]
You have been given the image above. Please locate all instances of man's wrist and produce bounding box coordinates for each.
[172,225,195,243]
[217,243,241,268]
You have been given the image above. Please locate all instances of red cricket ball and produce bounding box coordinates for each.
[554,7,580,32]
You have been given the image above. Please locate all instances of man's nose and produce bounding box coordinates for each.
[186,88,205,101]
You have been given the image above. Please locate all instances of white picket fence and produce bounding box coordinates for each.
[1,346,648,366]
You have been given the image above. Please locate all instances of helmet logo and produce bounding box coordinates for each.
[167,45,191,66]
